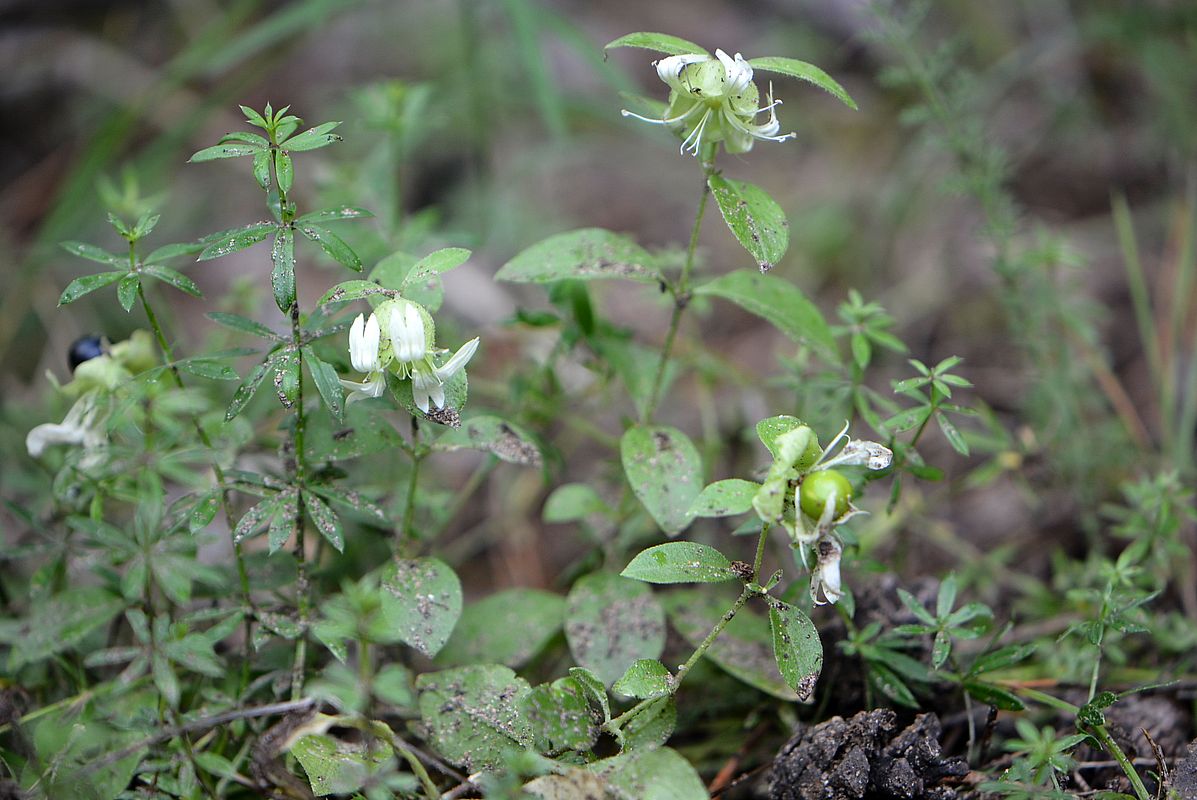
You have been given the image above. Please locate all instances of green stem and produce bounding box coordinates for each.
[609,586,751,731]
[137,278,254,697]
[289,297,310,702]
[1089,723,1152,800]
[401,450,424,555]
[752,523,771,583]
[644,163,714,421]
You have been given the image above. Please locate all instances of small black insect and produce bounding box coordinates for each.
[67,334,105,372]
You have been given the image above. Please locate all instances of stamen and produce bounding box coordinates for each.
[620,103,701,126]
[721,108,795,143]
[679,108,712,155]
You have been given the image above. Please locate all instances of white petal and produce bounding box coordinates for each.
[832,440,894,471]
[348,314,382,373]
[410,372,436,413]
[716,49,753,93]
[26,422,87,457]
[389,304,426,363]
[435,337,480,382]
[339,373,385,403]
[655,53,709,91]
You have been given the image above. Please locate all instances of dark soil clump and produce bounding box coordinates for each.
[768,709,967,800]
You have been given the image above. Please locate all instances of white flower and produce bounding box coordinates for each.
[338,373,386,404]
[26,391,107,462]
[810,536,844,606]
[410,337,480,413]
[809,421,893,473]
[348,313,382,373]
[389,303,426,365]
[622,48,795,157]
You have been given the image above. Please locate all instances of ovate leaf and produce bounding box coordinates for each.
[766,597,823,701]
[694,270,835,358]
[706,175,789,271]
[621,542,736,584]
[380,557,463,658]
[620,425,702,536]
[747,57,857,109]
[417,665,533,771]
[496,228,659,284]
[604,32,709,56]
[565,572,665,685]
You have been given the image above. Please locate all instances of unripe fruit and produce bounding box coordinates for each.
[799,470,852,520]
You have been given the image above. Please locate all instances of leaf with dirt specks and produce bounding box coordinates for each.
[621,425,702,536]
[380,558,462,658]
[289,731,393,796]
[707,175,789,271]
[689,479,761,517]
[565,572,666,686]
[589,746,706,800]
[621,541,736,584]
[612,659,671,700]
[417,664,533,771]
[496,228,660,284]
[433,415,542,465]
[304,399,402,462]
[661,589,799,701]
[524,769,613,800]
[303,490,343,552]
[522,676,599,754]
[767,596,824,701]
[437,589,564,668]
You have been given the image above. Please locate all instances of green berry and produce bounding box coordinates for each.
[799,470,852,520]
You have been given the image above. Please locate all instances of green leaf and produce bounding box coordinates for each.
[568,667,610,722]
[496,228,660,284]
[620,425,702,536]
[116,274,140,312]
[590,747,707,800]
[604,32,709,56]
[543,483,609,523]
[233,495,282,545]
[177,357,239,381]
[565,572,665,685]
[296,206,373,225]
[302,348,344,422]
[61,241,126,267]
[290,731,393,796]
[612,659,672,699]
[303,491,343,552]
[747,57,857,109]
[198,222,275,261]
[621,695,676,751]
[661,589,798,700]
[4,587,124,670]
[280,121,342,151]
[207,311,279,339]
[58,271,124,305]
[694,270,836,358]
[437,589,564,668]
[523,677,600,754]
[274,149,294,194]
[218,130,269,147]
[143,263,202,297]
[369,246,471,313]
[417,665,533,771]
[304,400,403,462]
[252,149,271,189]
[707,175,789,272]
[937,412,970,455]
[299,223,362,271]
[766,597,824,701]
[145,241,204,264]
[622,541,736,584]
[316,279,399,307]
[271,226,296,312]
[189,490,223,534]
[380,558,463,658]
[963,681,1024,711]
[433,415,541,466]
[690,479,760,517]
[152,651,180,707]
[188,143,261,161]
